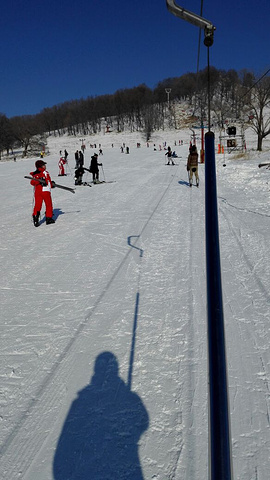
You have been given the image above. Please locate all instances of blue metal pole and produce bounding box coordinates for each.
[205,131,232,480]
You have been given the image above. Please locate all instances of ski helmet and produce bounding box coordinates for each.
[35,160,47,169]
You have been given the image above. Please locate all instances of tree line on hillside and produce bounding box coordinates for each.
[1,67,270,156]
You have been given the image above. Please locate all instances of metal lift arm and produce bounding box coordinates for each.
[166,0,215,45]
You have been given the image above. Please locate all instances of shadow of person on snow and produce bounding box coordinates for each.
[39,208,65,225]
[178,180,190,187]
[53,208,65,220]
[53,351,149,480]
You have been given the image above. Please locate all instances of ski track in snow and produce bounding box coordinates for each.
[0,129,270,479]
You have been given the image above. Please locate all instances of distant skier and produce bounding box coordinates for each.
[29,160,55,226]
[89,153,102,183]
[64,149,69,160]
[58,157,67,176]
[78,151,84,168]
[187,145,199,187]
[165,146,175,165]
[75,150,79,168]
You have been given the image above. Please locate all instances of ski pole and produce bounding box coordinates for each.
[66,161,72,176]
[101,164,106,182]
[258,162,270,168]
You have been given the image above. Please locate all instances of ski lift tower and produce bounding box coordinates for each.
[219,124,246,154]
[166,3,233,480]
[165,88,171,108]
[192,122,208,163]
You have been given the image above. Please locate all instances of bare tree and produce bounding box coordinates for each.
[10,115,42,156]
[246,76,270,151]
[0,114,15,158]
[4,67,265,154]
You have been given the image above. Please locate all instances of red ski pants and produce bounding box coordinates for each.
[33,190,53,217]
[59,164,65,175]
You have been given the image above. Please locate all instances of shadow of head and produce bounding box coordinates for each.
[94,351,119,381]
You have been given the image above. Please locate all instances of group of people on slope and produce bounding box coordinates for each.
[74,150,85,169]
[28,145,198,228]
[29,152,103,227]
[74,153,103,185]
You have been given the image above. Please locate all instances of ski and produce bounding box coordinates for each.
[92,180,116,185]
[24,176,76,193]
[258,162,270,168]
[51,182,76,193]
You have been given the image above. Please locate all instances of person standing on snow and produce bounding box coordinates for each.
[187,145,199,187]
[29,160,55,226]
[75,150,79,168]
[89,153,102,183]
[165,146,175,165]
[78,151,84,168]
[58,156,67,176]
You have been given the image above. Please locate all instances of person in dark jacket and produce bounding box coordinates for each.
[78,151,84,168]
[187,145,199,187]
[89,153,102,183]
[74,166,86,185]
[75,150,79,168]
[165,146,175,165]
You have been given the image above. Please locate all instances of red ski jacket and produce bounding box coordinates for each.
[30,169,53,192]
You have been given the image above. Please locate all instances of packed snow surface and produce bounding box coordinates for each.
[0,128,270,479]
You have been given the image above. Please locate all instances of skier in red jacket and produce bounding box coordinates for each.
[58,156,67,176]
[30,160,55,226]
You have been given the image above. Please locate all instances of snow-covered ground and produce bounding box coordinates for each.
[0,127,270,479]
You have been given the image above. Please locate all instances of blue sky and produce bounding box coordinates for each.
[1,0,269,118]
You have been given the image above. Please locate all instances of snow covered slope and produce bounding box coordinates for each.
[0,130,269,479]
